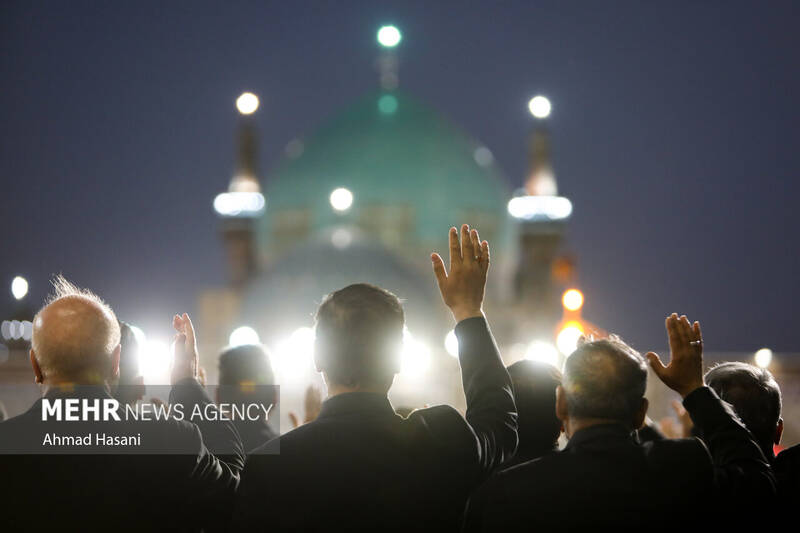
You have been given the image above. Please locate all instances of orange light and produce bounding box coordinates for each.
[557,321,585,355]
[562,289,584,311]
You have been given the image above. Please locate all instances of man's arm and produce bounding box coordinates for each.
[171,313,246,527]
[647,314,775,499]
[432,225,518,474]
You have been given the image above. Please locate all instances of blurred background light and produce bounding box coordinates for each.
[229,326,261,347]
[1,320,32,341]
[401,328,430,377]
[213,191,265,217]
[331,227,353,249]
[755,348,773,368]
[562,288,584,311]
[444,330,459,358]
[507,195,572,220]
[525,340,560,368]
[273,326,315,383]
[11,276,28,300]
[285,138,304,159]
[236,92,259,115]
[330,187,353,212]
[473,146,494,167]
[528,95,551,118]
[556,321,584,355]
[378,94,399,114]
[377,25,402,48]
[140,340,171,385]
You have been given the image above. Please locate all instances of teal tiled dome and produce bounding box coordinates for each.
[257,90,512,259]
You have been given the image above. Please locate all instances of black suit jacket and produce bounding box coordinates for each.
[775,443,800,506]
[0,379,245,532]
[464,387,776,531]
[232,316,517,531]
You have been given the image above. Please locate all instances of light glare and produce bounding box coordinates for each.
[401,329,430,377]
[377,25,402,48]
[140,340,171,385]
[562,289,584,311]
[11,276,28,300]
[507,195,572,220]
[330,187,354,212]
[528,95,552,119]
[236,92,260,115]
[229,326,261,347]
[213,192,265,217]
[444,330,459,358]
[273,327,315,383]
[754,348,772,369]
[556,322,584,356]
[525,341,560,368]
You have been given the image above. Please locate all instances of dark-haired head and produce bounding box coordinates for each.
[314,283,404,393]
[507,360,562,461]
[705,362,782,459]
[558,336,649,433]
[218,344,275,405]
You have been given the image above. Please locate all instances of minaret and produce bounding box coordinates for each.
[509,96,573,340]
[213,92,265,287]
[376,25,402,89]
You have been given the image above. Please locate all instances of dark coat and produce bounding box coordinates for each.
[0,379,245,532]
[464,387,776,531]
[232,316,518,532]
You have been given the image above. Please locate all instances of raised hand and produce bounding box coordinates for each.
[171,312,199,385]
[646,313,705,398]
[431,224,490,322]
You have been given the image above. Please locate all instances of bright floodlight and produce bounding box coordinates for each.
[377,25,402,48]
[11,276,28,300]
[562,289,584,311]
[330,187,353,212]
[140,340,171,385]
[273,327,315,383]
[229,326,261,347]
[401,328,430,377]
[507,195,572,221]
[444,330,459,358]
[213,191,265,217]
[525,341,560,368]
[556,322,584,356]
[236,92,260,115]
[528,95,551,119]
[754,348,773,369]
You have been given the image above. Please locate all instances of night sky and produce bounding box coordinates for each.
[1,1,798,352]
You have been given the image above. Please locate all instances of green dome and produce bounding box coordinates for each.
[257,90,512,259]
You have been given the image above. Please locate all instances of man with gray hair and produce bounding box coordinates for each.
[705,362,799,504]
[0,276,245,531]
[465,314,775,530]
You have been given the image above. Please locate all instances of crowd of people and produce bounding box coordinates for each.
[0,224,797,531]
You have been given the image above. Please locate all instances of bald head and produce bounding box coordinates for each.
[31,276,121,384]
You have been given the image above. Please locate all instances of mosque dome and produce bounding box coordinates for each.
[256,90,513,263]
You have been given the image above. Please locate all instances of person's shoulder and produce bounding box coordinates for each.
[775,443,800,470]
[122,416,205,453]
[247,421,319,457]
[643,437,713,479]
[645,436,709,458]
[405,405,477,449]
[0,409,33,429]
[406,404,464,425]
